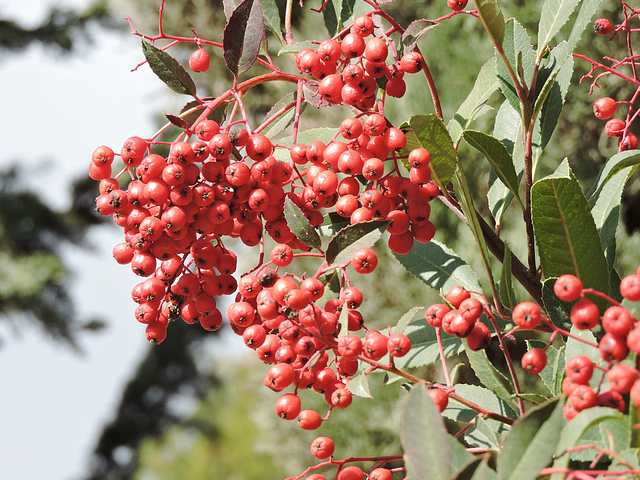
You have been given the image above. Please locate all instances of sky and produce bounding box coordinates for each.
[0,1,189,478]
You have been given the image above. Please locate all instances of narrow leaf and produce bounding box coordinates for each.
[261,0,284,44]
[142,41,196,96]
[532,160,610,294]
[538,0,580,57]
[402,19,437,50]
[393,240,481,294]
[499,246,516,309]
[568,0,604,49]
[539,42,574,149]
[223,0,265,75]
[590,150,640,200]
[325,220,387,264]
[498,399,565,480]
[474,0,505,46]
[465,345,515,407]
[496,19,535,110]
[449,57,500,144]
[283,197,321,249]
[463,130,521,204]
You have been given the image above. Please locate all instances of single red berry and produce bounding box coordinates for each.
[598,390,625,412]
[512,301,543,329]
[387,333,411,357]
[350,248,378,274]
[428,388,449,412]
[628,326,640,353]
[599,333,629,362]
[447,0,468,11]
[620,274,640,301]
[594,18,614,35]
[553,274,583,302]
[337,466,365,480]
[297,409,322,430]
[570,299,600,330]
[466,321,490,351]
[620,133,638,151]
[189,48,210,72]
[602,306,634,337]
[275,393,301,420]
[399,51,423,74]
[310,436,335,459]
[593,97,617,120]
[363,330,388,360]
[607,363,639,394]
[521,348,547,375]
[264,363,295,392]
[369,468,393,480]
[569,384,597,411]
[425,304,450,328]
[565,355,594,384]
[631,380,640,408]
[605,118,626,138]
[330,387,353,409]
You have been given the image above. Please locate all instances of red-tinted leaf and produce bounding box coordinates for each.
[223,0,265,75]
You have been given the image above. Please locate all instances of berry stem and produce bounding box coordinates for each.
[435,327,453,387]
[582,288,622,307]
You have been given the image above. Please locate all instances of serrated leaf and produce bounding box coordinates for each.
[449,57,500,144]
[347,373,372,398]
[283,197,321,249]
[488,101,525,224]
[261,0,284,44]
[539,345,564,395]
[393,240,481,294]
[223,0,265,75]
[463,130,521,204]
[395,306,425,332]
[325,220,387,265]
[549,407,623,480]
[496,19,535,110]
[465,345,515,408]
[531,160,610,294]
[539,42,574,149]
[402,19,437,50]
[261,91,296,138]
[475,0,505,46]
[443,384,515,448]
[401,386,473,480]
[538,0,580,57]
[499,246,516,309]
[407,114,458,187]
[142,41,196,96]
[497,399,565,480]
[397,323,464,370]
[568,0,604,49]
[542,277,571,326]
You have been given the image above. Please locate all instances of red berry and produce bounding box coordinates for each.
[569,384,597,411]
[369,468,392,480]
[425,304,450,328]
[599,333,629,362]
[602,306,634,337]
[565,355,594,384]
[428,388,449,412]
[446,286,471,308]
[297,409,322,430]
[593,97,617,120]
[607,364,639,394]
[512,301,542,329]
[447,0,468,10]
[363,330,388,360]
[350,248,378,274]
[553,274,583,302]
[275,393,301,420]
[521,348,547,375]
[264,363,295,392]
[570,299,600,330]
[620,274,640,301]
[310,436,335,459]
[189,48,210,72]
[594,18,614,35]
[605,118,626,138]
[466,321,490,351]
[337,466,365,480]
[387,333,411,357]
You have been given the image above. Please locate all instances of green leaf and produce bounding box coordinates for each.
[549,407,623,479]
[261,91,296,137]
[542,277,571,326]
[338,303,349,337]
[395,306,425,332]
[590,150,640,201]
[347,373,372,398]
[488,101,524,224]
[591,162,637,269]
[465,345,515,408]
[443,384,515,448]
[401,386,473,480]
[463,130,521,204]
[539,345,564,395]
[325,220,387,264]
[474,0,505,46]
[539,42,574,149]
[531,160,610,294]
[283,197,321,249]
[454,458,497,480]
[392,240,481,294]
[277,40,316,56]
[449,58,500,144]
[397,323,464,369]
[499,246,516,309]
[568,0,604,49]
[223,0,265,75]
[323,0,356,35]
[538,0,580,57]
[141,41,196,96]
[497,399,565,480]
[402,18,437,50]
[496,19,535,110]
[609,448,640,473]
[261,0,284,44]
[406,114,458,187]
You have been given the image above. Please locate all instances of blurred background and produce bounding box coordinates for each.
[1,1,639,479]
